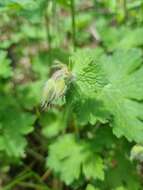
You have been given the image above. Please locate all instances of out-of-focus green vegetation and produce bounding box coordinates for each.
[0,0,143,190]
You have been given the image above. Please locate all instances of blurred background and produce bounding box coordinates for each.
[0,0,143,190]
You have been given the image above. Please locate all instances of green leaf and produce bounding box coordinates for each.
[72,48,143,143]
[57,0,70,7]
[118,28,143,49]
[0,51,12,78]
[0,0,37,11]
[86,184,100,190]
[47,134,104,185]
[71,48,106,97]
[96,19,129,51]
[47,134,83,185]
[105,142,141,190]
[83,154,104,180]
[40,110,65,138]
[114,186,127,190]
[20,23,46,40]
[96,20,143,51]
[0,105,36,157]
[99,49,143,143]
[74,97,108,125]
[17,81,43,109]
[71,49,108,125]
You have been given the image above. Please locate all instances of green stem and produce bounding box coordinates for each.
[52,0,59,47]
[44,0,54,50]
[44,1,52,64]
[27,148,45,162]
[3,169,44,190]
[3,172,33,190]
[19,182,49,190]
[123,0,127,22]
[70,0,76,50]
[45,9,52,50]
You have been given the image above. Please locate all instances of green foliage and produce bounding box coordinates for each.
[98,49,143,143]
[71,48,143,143]
[0,0,37,11]
[47,134,104,185]
[0,107,36,157]
[71,48,106,96]
[105,144,141,190]
[86,184,100,190]
[0,0,143,189]
[40,109,65,138]
[74,98,108,125]
[0,51,12,78]
[96,20,143,51]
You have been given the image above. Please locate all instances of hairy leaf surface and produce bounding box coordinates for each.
[72,49,143,143]
[99,49,143,142]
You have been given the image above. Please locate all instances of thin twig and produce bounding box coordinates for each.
[19,182,49,190]
[41,169,51,181]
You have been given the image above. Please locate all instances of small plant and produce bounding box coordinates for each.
[0,0,143,190]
